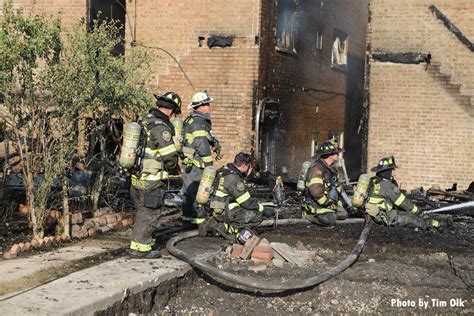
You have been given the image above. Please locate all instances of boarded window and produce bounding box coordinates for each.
[331,30,348,71]
[276,0,298,54]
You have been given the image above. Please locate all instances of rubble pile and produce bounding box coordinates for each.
[227,237,320,272]
[425,184,474,202]
[407,182,474,217]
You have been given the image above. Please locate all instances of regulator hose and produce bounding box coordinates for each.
[166,215,372,292]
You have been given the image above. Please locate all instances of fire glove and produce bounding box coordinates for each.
[183,157,193,173]
[347,206,363,217]
[212,138,223,160]
[184,157,195,166]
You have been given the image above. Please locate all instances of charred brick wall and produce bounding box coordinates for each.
[5,0,369,179]
[258,0,368,179]
[367,0,474,189]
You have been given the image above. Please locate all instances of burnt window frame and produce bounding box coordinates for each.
[87,0,126,56]
[311,131,319,157]
[275,0,298,55]
[312,22,324,59]
[331,29,348,72]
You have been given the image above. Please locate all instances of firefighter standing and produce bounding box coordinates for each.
[365,156,448,231]
[199,152,273,243]
[129,92,182,258]
[181,92,222,225]
[303,139,348,226]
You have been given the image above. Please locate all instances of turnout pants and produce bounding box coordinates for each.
[222,206,263,231]
[372,208,429,230]
[210,207,263,240]
[182,165,205,223]
[130,180,165,252]
[304,202,348,227]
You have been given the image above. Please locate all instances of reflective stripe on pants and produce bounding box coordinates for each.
[130,240,152,252]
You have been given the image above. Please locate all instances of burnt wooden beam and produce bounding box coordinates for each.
[372,53,431,64]
[429,5,474,52]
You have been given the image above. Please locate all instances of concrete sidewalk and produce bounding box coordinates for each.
[0,255,196,315]
[0,235,219,315]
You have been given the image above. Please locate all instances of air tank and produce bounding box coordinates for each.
[196,167,217,205]
[119,122,141,168]
[352,173,371,207]
[172,118,183,152]
[296,161,312,192]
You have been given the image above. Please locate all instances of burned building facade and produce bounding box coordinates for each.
[4,0,369,180]
[258,0,368,179]
[367,0,474,189]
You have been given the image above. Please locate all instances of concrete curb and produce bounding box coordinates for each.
[0,241,125,287]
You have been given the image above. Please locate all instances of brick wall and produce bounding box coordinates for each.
[126,0,261,167]
[369,0,474,97]
[4,0,369,180]
[368,0,474,189]
[1,0,86,27]
[2,0,261,167]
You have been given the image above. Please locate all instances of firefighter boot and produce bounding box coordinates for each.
[429,218,449,233]
[306,213,337,227]
[213,221,238,242]
[128,249,162,259]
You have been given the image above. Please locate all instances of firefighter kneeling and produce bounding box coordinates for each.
[199,152,274,243]
[302,140,348,226]
[365,156,450,232]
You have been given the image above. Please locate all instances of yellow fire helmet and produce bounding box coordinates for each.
[316,139,345,157]
[371,156,397,173]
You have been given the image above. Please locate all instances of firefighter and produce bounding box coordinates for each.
[303,139,348,226]
[199,152,273,243]
[181,91,222,225]
[366,156,449,231]
[128,92,182,258]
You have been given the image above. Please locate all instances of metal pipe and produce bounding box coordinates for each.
[260,217,364,226]
[423,201,474,214]
[340,190,353,208]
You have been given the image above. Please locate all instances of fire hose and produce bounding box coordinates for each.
[166,215,372,292]
[423,201,474,214]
